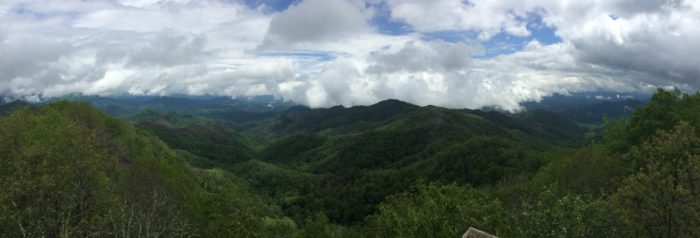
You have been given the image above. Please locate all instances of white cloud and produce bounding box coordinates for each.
[379,0,538,39]
[280,39,654,111]
[376,0,700,88]
[557,1,700,86]
[259,0,374,50]
[367,40,474,73]
[0,0,698,110]
[0,0,276,100]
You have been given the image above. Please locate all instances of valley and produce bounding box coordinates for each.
[5,90,697,237]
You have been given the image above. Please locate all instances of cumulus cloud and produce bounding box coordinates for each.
[280,40,647,111]
[0,0,698,110]
[559,1,700,86]
[0,0,274,100]
[259,0,374,50]
[377,0,538,39]
[375,0,700,89]
[368,40,474,73]
[125,31,208,67]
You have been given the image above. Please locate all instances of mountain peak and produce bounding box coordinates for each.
[373,99,416,108]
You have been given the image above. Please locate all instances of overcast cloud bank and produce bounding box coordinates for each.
[1,0,698,110]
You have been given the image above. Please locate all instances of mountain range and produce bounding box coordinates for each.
[4,90,699,237]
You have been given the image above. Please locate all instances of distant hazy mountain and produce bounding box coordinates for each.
[521,92,649,124]
[0,100,30,116]
[50,94,296,122]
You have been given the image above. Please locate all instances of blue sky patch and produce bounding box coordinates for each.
[479,16,561,58]
[528,16,561,45]
[368,1,413,35]
[244,0,299,12]
[243,0,561,59]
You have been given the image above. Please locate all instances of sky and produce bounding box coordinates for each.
[1,0,699,111]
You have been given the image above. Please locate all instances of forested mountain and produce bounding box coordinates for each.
[521,92,648,124]
[2,89,700,237]
[0,102,295,237]
[137,116,258,166]
[242,101,575,224]
[0,100,30,116]
[54,95,295,131]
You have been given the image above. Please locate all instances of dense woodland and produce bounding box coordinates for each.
[1,89,699,237]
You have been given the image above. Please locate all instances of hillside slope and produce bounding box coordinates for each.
[0,100,30,116]
[0,101,293,237]
[3,91,694,237]
[236,100,586,223]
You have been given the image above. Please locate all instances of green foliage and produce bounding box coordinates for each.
[296,213,334,238]
[123,109,206,128]
[515,108,587,145]
[230,159,320,223]
[0,101,293,237]
[533,146,627,195]
[365,183,512,238]
[0,100,31,116]
[266,99,418,136]
[422,136,538,186]
[604,88,700,154]
[176,149,217,168]
[245,98,590,226]
[139,122,257,165]
[0,101,196,237]
[198,168,297,237]
[9,89,700,237]
[614,122,700,237]
[261,134,326,164]
[519,188,626,237]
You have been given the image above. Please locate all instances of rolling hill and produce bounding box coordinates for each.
[0,101,294,237]
[5,90,698,237]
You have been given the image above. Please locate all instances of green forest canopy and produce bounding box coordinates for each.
[0,88,699,237]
